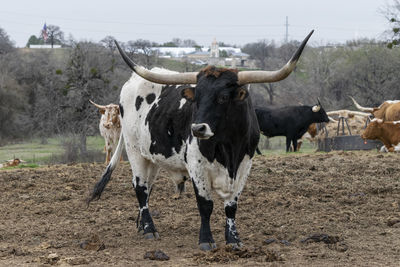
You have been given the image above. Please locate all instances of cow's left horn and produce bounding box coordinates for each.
[89,100,106,110]
[114,40,198,84]
[238,30,314,85]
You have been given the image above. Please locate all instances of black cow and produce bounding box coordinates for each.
[87,31,313,251]
[255,102,329,152]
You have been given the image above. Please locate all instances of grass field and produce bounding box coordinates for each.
[0,135,318,167]
[0,135,105,164]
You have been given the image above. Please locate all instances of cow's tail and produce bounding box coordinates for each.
[87,132,125,206]
[349,96,374,112]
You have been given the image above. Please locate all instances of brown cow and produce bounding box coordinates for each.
[90,100,122,164]
[361,119,400,152]
[350,97,400,121]
[0,158,25,168]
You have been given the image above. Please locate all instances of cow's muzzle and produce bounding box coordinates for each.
[191,123,214,139]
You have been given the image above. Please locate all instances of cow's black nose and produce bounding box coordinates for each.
[192,124,207,136]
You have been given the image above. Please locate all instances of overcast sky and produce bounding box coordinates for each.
[0,0,393,47]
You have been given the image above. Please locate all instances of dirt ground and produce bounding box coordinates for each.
[1,151,400,266]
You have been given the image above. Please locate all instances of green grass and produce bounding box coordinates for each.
[0,134,321,166]
[257,136,319,156]
[2,163,40,170]
[0,136,105,165]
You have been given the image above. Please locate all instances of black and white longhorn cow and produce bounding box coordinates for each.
[87,31,313,251]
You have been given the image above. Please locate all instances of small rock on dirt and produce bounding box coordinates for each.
[387,218,400,227]
[144,250,170,261]
[64,257,90,265]
[79,234,105,251]
[301,233,340,244]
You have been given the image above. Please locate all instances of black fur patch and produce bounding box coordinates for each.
[192,180,215,244]
[145,85,192,158]
[146,93,156,104]
[134,177,157,234]
[119,103,124,118]
[135,96,144,111]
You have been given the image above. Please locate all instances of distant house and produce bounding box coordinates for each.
[29,44,62,49]
[151,47,208,58]
[141,39,254,68]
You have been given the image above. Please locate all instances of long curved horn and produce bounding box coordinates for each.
[328,116,338,123]
[238,30,314,85]
[89,99,106,110]
[349,96,374,112]
[327,110,370,117]
[114,40,197,84]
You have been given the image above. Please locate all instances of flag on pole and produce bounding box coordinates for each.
[42,23,48,41]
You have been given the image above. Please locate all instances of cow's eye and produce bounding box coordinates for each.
[218,94,229,104]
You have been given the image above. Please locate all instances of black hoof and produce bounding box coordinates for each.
[143,232,160,240]
[199,242,217,251]
[227,242,243,250]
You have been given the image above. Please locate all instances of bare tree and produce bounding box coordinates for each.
[46,25,65,48]
[126,39,155,68]
[0,27,15,55]
[381,0,400,48]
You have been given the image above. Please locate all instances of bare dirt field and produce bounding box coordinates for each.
[1,151,400,266]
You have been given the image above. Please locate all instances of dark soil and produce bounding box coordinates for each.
[1,151,400,266]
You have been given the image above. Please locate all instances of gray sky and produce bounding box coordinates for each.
[0,0,392,47]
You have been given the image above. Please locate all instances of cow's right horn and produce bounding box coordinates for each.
[114,40,198,85]
[89,100,106,110]
[237,30,314,85]
[312,105,320,112]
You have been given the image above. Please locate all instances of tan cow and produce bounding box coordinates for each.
[90,100,122,164]
[350,97,400,121]
[361,119,400,152]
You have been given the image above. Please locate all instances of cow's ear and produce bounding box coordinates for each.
[234,87,249,101]
[99,108,105,114]
[181,87,195,101]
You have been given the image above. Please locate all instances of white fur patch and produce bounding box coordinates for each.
[179,98,187,109]
[187,139,251,202]
[380,145,388,153]
[394,144,400,152]
[371,118,383,123]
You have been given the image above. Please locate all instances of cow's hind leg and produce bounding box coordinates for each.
[225,199,242,249]
[131,159,160,240]
[192,179,216,251]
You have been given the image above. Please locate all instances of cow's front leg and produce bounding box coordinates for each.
[133,176,159,240]
[225,200,242,249]
[285,137,292,152]
[192,179,216,251]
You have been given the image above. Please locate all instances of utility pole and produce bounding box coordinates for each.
[285,16,289,43]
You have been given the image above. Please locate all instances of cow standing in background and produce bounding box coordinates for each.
[87,31,313,251]
[90,100,121,164]
[255,101,329,152]
[350,96,400,121]
[361,119,400,152]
